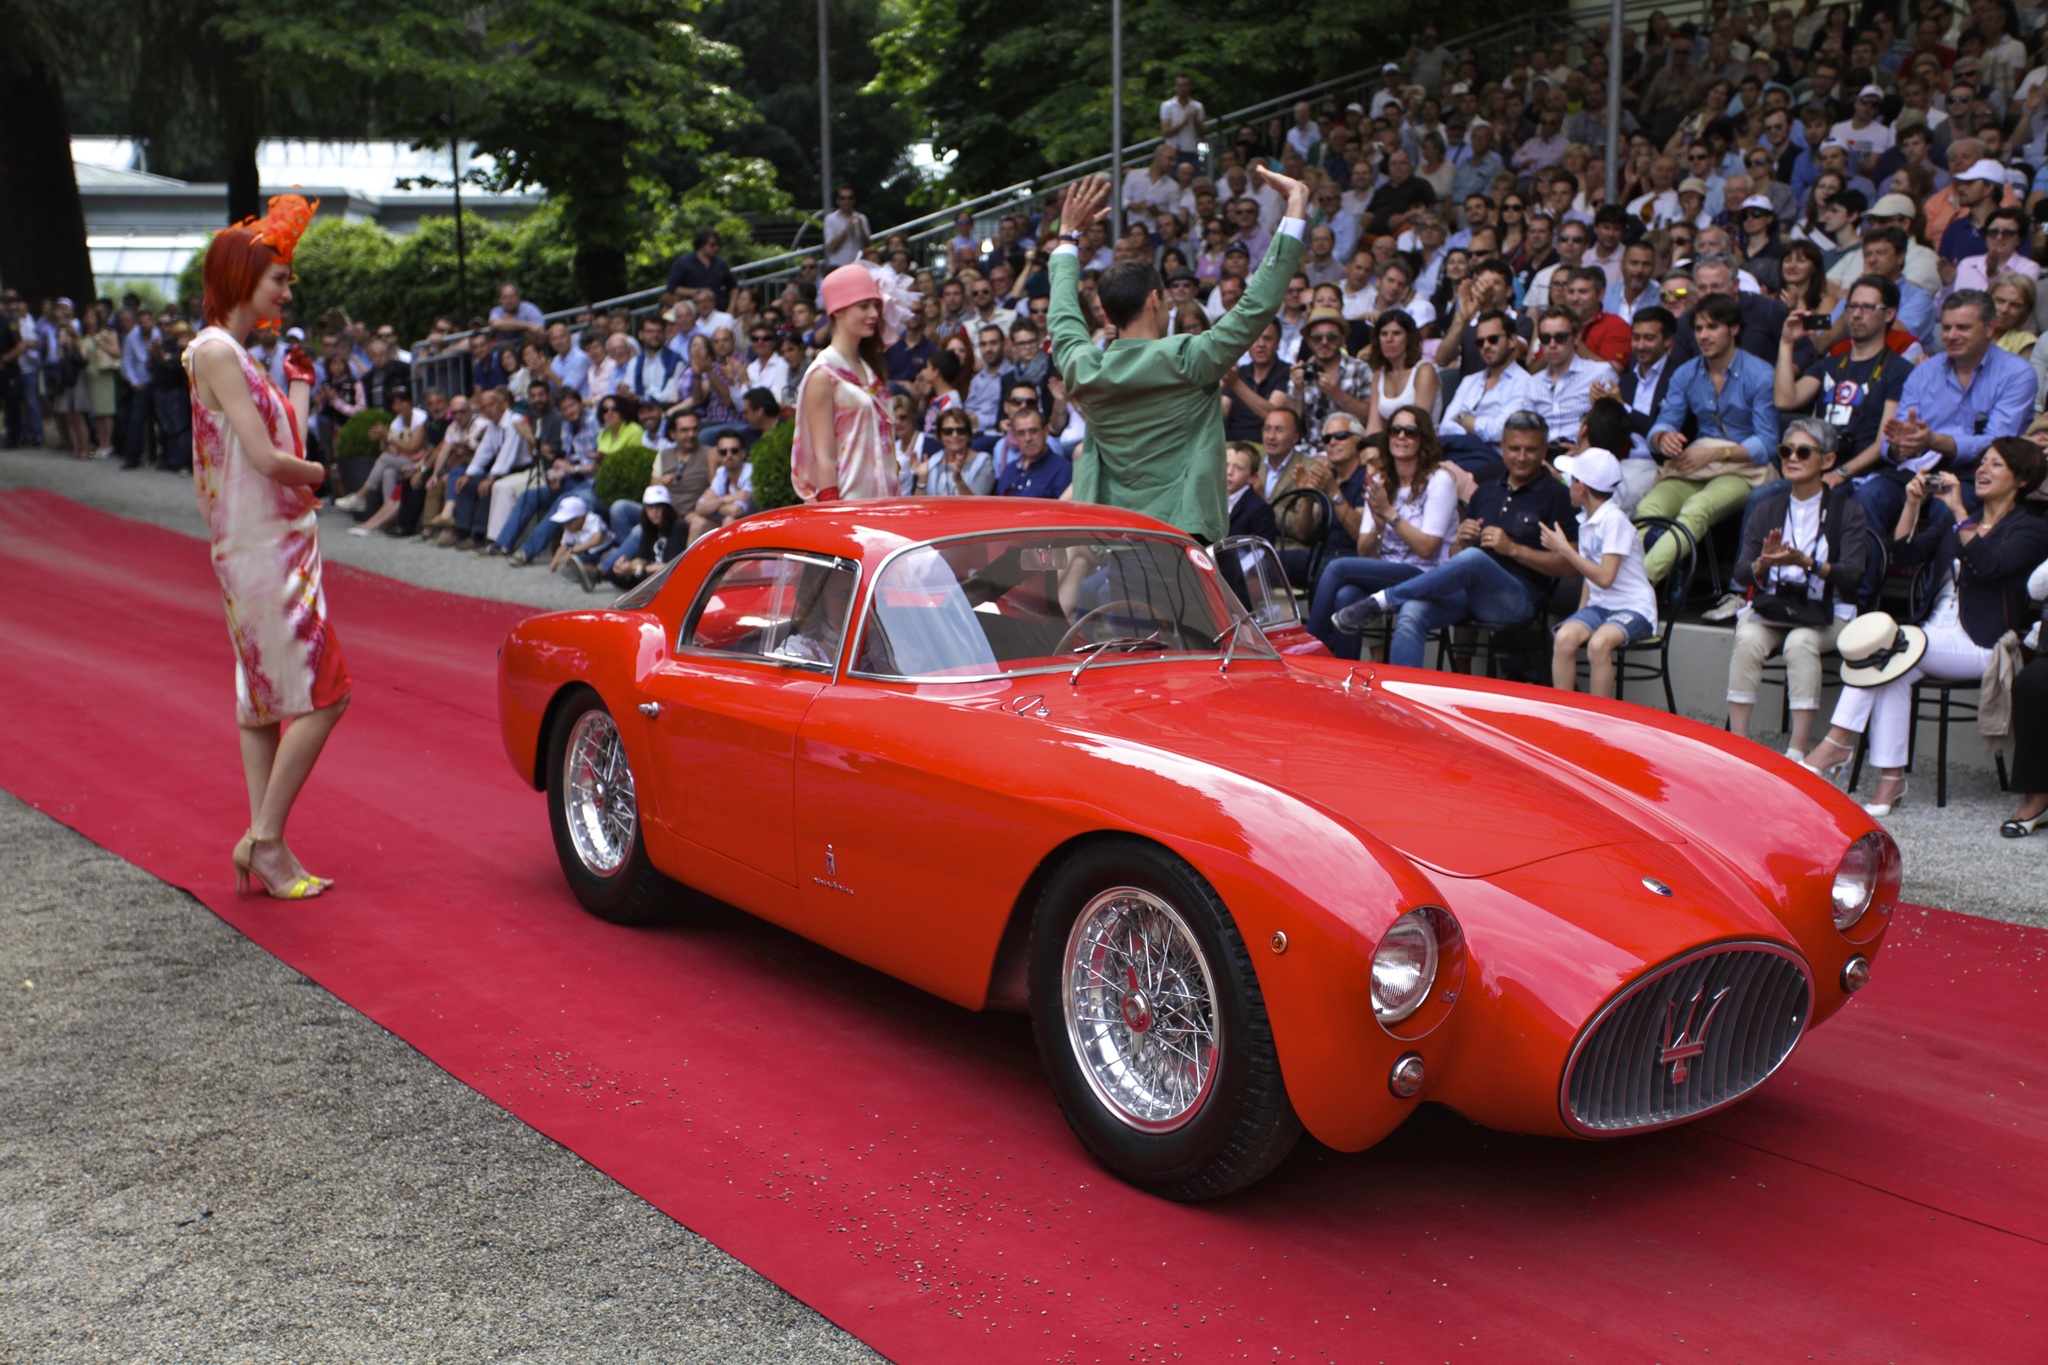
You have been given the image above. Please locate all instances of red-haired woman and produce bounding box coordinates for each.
[184,194,349,900]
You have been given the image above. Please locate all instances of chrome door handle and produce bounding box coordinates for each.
[637,702,661,718]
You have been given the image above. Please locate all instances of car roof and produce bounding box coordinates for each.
[697,497,1191,568]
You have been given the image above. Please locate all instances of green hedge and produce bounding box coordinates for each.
[594,441,658,508]
[336,408,394,462]
[748,421,797,511]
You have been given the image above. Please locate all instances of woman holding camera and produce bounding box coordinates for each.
[1725,419,1870,760]
[1802,438,2048,815]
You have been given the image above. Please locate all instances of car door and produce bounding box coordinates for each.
[640,550,859,925]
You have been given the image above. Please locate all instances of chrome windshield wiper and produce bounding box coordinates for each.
[1216,620,1246,675]
[1068,632,1168,686]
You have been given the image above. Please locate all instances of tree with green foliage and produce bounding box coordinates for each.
[874,0,1463,195]
[227,0,762,302]
[694,0,920,224]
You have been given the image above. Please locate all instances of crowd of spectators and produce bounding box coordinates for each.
[4,0,2047,832]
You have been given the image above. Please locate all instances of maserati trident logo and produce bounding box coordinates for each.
[1659,986,1731,1084]
[812,843,855,896]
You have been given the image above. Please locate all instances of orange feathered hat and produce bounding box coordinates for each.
[237,193,319,266]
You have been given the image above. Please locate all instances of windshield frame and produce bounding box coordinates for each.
[844,526,1279,685]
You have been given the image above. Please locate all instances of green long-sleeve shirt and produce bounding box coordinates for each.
[1049,230,1305,543]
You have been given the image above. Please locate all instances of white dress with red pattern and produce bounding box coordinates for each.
[185,326,351,727]
[791,346,896,502]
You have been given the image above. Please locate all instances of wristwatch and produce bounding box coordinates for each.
[1059,231,1082,246]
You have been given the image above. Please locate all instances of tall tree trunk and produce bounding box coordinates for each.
[0,44,94,303]
[221,66,264,223]
[572,243,628,306]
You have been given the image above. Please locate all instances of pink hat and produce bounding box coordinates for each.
[820,263,881,316]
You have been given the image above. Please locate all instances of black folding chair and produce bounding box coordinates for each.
[1603,515,1696,712]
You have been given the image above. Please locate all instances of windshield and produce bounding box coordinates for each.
[852,531,1277,680]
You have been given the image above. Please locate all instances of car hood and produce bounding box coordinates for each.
[1051,664,1681,878]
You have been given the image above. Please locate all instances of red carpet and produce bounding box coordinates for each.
[2,486,2043,1361]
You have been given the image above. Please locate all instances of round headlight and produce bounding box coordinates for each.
[1372,908,1441,1025]
[1831,830,1893,930]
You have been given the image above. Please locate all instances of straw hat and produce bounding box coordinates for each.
[1837,612,1927,688]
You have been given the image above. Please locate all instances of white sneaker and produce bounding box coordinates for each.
[347,526,372,537]
[1701,591,1744,623]
[335,493,366,513]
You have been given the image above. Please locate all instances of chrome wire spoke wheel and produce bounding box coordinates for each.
[1063,886,1221,1132]
[562,709,636,876]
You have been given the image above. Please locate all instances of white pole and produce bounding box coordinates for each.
[818,0,833,227]
[1111,0,1124,239]
[1606,0,1623,206]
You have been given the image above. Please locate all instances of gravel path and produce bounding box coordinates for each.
[0,791,880,1364]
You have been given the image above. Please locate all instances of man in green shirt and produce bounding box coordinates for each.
[1048,167,1309,543]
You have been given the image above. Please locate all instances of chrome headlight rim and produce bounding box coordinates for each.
[1831,830,1895,932]
[1371,906,1444,1028]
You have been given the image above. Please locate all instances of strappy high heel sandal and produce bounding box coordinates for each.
[1799,740,1854,783]
[234,836,326,900]
[1862,777,1909,818]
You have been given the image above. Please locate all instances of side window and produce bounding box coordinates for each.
[683,553,858,670]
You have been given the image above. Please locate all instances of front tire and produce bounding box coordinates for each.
[1028,839,1301,1201]
[545,690,670,924]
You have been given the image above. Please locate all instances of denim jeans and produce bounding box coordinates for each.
[609,498,645,545]
[1307,558,1426,660]
[1437,430,1505,482]
[448,469,495,537]
[1377,547,1538,668]
[495,477,593,556]
[601,525,643,573]
[19,373,45,448]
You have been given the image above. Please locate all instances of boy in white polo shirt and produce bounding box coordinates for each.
[1540,447,1658,698]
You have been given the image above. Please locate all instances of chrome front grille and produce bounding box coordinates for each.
[1562,942,1812,1136]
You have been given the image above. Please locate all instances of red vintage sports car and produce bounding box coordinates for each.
[497,498,1900,1200]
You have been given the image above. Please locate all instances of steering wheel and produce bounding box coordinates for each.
[1056,598,1175,653]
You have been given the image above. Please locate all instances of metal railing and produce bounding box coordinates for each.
[410,0,1728,374]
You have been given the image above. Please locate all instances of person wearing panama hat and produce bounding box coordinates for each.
[1802,437,2048,815]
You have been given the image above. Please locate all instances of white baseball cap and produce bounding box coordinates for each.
[548,495,590,524]
[641,485,673,506]
[1956,160,2008,184]
[1557,448,1624,494]
[1857,84,1886,101]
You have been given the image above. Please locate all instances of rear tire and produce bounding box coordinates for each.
[545,690,670,925]
[1028,839,1301,1200]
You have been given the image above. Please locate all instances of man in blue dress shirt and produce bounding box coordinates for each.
[1883,290,2038,516]
[1640,293,1781,581]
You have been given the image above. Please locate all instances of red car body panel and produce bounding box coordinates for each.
[498,500,1899,1153]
